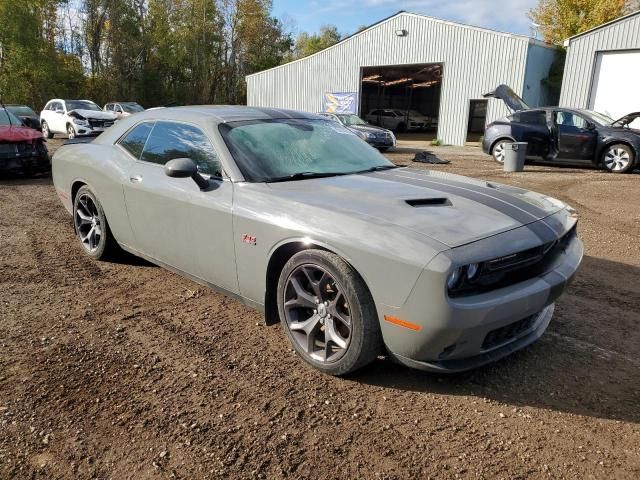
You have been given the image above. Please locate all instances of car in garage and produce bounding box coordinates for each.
[318,112,396,151]
[40,99,117,139]
[365,109,425,132]
[104,102,145,120]
[51,106,583,376]
[0,107,50,175]
[483,84,639,173]
[5,104,41,131]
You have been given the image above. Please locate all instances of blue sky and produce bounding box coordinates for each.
[273,0,540,38]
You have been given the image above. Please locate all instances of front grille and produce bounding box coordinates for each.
[88,119,114,128]
[0,143,17,155]
[482,314,537,350]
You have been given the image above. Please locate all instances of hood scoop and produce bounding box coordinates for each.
[405,197,451,207]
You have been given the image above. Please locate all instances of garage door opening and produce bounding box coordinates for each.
[467,99,487,142]
[589,50,640,123]
[359,63,442,142]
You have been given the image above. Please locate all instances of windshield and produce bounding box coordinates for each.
[219,118,394,182]
[65,100,102,112]
[579,109,614,126]
[0,108,23,126]
[336,114,367,126]
[7,105,36,117]
[122,103,144,113]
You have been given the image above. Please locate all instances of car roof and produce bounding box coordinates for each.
[129,105,323,124]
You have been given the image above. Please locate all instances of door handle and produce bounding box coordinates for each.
[129,175,142,183]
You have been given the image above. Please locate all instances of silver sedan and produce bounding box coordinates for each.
[52,106,583,375]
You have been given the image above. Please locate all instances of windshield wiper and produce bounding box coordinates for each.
[356,165,400,174]
[266,171,349,183]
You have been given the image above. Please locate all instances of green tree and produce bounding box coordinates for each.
[291,24,340,59]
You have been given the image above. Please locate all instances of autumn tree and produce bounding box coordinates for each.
[291,24,341,59]
[529,0,627,45]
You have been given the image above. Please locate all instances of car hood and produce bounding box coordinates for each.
[609,111,640,130]
[267,168,566,248]
[0,125,44,143]
[69,109,117,120]
[348,124,390,134]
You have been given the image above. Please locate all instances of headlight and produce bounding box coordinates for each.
[73,118,88,126]
[466,263,480,280]
[447,267,464,289]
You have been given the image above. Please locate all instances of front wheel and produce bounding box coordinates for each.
[67,124,76,139]
[602,144,635,173]
[491,139,512,164]
[73,186,117,260]
[277,250,382,376]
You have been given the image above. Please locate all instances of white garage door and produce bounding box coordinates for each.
[589,50,640,124]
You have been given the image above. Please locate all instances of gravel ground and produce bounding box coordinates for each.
[0,138,639,479]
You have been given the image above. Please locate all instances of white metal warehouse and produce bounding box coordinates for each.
[246,11,557,146]
[560,10,640,121]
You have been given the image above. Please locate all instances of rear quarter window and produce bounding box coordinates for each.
[118,122,154,159]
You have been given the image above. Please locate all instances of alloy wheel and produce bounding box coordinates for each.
[42,122,49,138]
[604,146,630,172]
[74,193,102,253]
[67,125,76,139]
[283,264,352,363]
[493,141,508,163]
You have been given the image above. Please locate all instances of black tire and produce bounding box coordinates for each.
[396,122,406,133]
[41,120,53,139]
[378,147,390,152]
[73,186,118,260]
[277,249,382,376]
[601,143,636,173]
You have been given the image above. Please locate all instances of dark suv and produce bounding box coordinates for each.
[483,85,639,173]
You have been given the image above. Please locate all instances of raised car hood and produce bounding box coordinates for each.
[267,168,566,248]
[69,109,116,120]
[0,125,44,143]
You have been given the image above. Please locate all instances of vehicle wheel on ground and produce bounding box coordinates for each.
[602,143,635,173]
[491,139,512,164]
[67,124,76,140]
[41,120,53,139]
[73,186,118,260]
[378,147,389,152]
[277,249,382,376]
[396,122,406,133]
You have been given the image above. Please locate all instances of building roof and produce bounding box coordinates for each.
[565,10,640,44]
[247,11,551,78]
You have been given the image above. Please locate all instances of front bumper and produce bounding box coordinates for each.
[378,217,583,373]
[0,149,50,174]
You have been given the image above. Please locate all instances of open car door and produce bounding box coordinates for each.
[483,84,529,112]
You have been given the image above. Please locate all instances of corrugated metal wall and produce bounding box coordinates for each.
[560,12,640,108]
[247,13,550,146]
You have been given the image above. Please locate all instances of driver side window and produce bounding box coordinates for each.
[140,121,222,177]
[557,111,587,129]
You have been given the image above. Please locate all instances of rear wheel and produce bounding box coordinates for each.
[277,250,382,376]
[41,120,53,139]
[602,143,635,173]
[491,139,512,164]
[73,186,117,260]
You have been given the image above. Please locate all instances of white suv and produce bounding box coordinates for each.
[365,109,426,132]
[40,99,117,139]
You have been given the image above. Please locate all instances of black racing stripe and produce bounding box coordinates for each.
[525,219,559,243]
[387,168,551,219]
[375,171,539,225]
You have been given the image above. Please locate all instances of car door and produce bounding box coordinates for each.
[555,110,597,161]
[48,101,65,133]
[510,110,551,159]
[114,104,125,120]
[122,120,238,293]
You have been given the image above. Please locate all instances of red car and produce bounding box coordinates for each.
[0,107,50,176]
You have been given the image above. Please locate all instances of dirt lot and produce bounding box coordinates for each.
[1,139,639,479]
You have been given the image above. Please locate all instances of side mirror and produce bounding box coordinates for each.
[587,123,596,130]
[164,158,209,189]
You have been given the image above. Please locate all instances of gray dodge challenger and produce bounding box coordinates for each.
[52,106,583,375]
